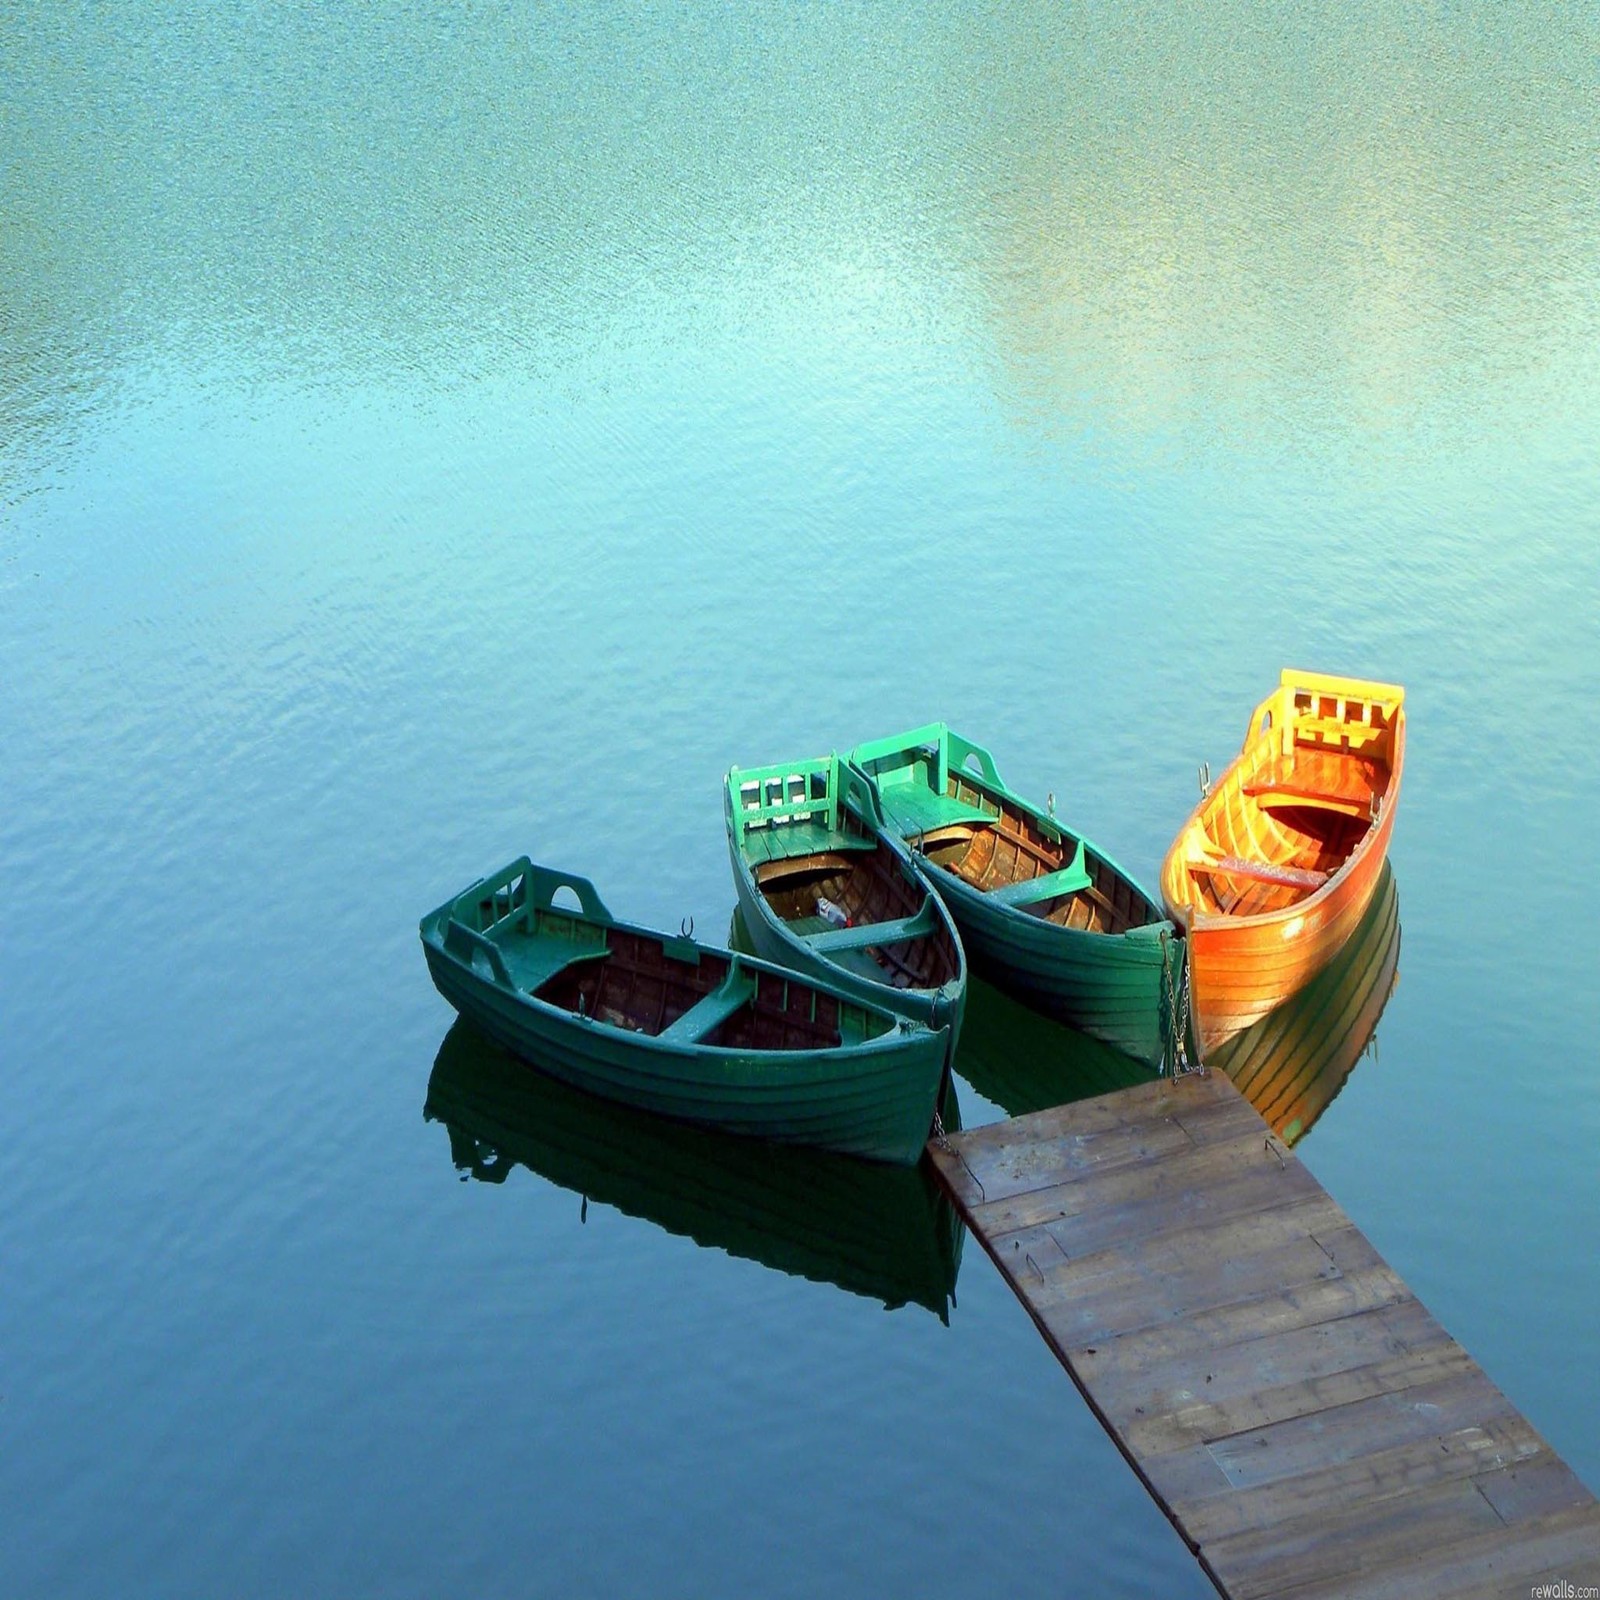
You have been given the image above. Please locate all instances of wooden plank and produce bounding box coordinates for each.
[970,1124,1317,1243]
[1182,1416,1549,1546]
[1023,1207,1360,1347]
[1122,1322,1474,1462]
[944,1080,1264,1209]
[1191,856,1331,891]
[1089,1296,1449,1425]
[930,1071,1600,1599]
[1282,1503,1600,1600]
[1214,1469,1516,1600]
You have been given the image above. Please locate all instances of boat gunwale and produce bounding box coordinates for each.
[721,768,968,1009]
[1163,682,1407,933]
[843,727,1173,939]
[420,883,938,1066]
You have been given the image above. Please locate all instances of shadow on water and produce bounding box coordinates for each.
[954,974,1157,1120]
[424,1018,965,1321]
[1210,863,1401,1148]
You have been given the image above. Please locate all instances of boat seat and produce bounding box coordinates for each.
[878,785,996,840]
[1189,856,1330,892]
[986,859,1093,908]
[508,938,609,993]
[658,971,758,1044]
[802,899,936,954]
[1243,779,1372,817]
[741,820,876,865]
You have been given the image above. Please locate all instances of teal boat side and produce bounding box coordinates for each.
[420,859,948,1166]
[722,755,967,1060]
[922,861,1179,1068]
[847,726,1181,1070]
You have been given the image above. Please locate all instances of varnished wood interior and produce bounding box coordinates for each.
[753,830,962,992]
[533,929,859,1050]
[1169,693,1400,919]
[922,777,1163,934]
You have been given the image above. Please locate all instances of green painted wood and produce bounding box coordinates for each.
[985,846,1093,907]
[724,753,967,1053]
[848,724,1183,1070]
[420,856,949,1165]
[658,971,759,1043]
[801,901,937,954]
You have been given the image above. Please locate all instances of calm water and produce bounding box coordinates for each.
[4,4,1599,1595]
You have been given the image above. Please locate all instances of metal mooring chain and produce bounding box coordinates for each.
[1162,932,1205,1078]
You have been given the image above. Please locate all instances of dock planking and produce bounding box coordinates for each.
[929,1070,1600,1599]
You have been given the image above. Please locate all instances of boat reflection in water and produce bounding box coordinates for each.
[1210,863,1401,1146]
[953,973,1156,1119]
[892,864,1397,1147]
[425,1019,965,1320]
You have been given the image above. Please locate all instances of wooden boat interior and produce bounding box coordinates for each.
[850,725,1166,936]
[1170,672,1405,920]
[441,858,887,1050]
[729,756,963,993]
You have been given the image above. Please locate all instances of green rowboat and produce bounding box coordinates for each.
[724,753,967,1060]
[420,856,949,1165]
[849,724,1183,1070]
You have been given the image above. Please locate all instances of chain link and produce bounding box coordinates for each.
[1162,931,1204,1078]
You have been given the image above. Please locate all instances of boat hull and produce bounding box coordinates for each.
[727,837,967,1061]
[1177,827,1392,1048]
[845,725,1181,1071]
[920,860,1180,1070]
[1161,670,1405,1051]
[421,923,947,1166]
[1210,863,1400,1145]
[419,864,953,1164]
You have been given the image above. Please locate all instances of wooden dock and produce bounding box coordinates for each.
[929,1070,1600,1599]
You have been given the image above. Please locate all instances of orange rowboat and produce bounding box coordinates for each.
[1160,670,1405,1051]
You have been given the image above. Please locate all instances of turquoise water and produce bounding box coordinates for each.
[4,4,1599,1594]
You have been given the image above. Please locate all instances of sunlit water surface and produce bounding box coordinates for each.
[4,4,1598,1596]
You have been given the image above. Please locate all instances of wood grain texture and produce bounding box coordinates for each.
[929,1071,1600,1598]
[1161,671,1406,1049]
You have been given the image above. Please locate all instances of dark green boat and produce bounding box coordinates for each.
[420,857,949,1165]
[425,1020,965,1318]
[724,753,967,1060]
[1210,862,1401,1146]
[849,724,1183,1070]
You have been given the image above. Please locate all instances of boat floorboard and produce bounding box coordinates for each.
[928,1071,1600,1599]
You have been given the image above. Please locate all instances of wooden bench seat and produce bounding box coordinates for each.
[1243,778,1372,815]
[657,971,757,1043]
[985,861,1093,908]
[802,900,936,954]
[509,938,609,993]
[740,820,876,865]
[878,785,997,840]
[1189,855,1330,891]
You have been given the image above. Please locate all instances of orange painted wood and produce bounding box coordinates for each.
[1161,670,1406,1049]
